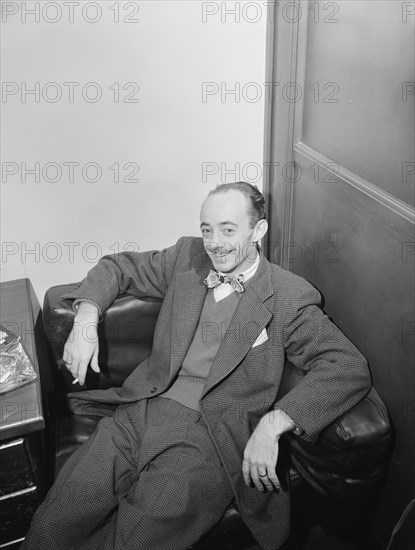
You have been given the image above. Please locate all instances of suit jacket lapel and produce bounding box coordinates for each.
[202,255,275,397]
[169,249,212,381]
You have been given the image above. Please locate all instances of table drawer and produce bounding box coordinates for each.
[0,438,34,496]
[0,486,40,544]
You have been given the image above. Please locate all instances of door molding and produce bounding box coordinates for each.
[295,141,415,238]
[263,0,305,267]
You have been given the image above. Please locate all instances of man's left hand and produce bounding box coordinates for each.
[242,409,296,493]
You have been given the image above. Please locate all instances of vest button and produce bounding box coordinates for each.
[150,387,157,394]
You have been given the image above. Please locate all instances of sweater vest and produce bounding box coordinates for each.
[160,289,240,410]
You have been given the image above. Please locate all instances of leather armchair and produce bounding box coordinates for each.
[42,284,392,549]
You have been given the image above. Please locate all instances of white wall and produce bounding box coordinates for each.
[1,1,267,304]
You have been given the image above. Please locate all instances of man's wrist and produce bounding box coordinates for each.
[260,408,297,438]
[74,301,99,319]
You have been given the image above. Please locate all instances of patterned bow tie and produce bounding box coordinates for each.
[204,270,245,293]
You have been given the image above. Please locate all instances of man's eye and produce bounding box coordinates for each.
[224,228,235,234]
[201,229,211,236]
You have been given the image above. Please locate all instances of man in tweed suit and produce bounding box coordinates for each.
[22,182,370,550]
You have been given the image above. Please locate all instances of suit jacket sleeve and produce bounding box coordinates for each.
[274,284,371,443]
[61,238,185,315]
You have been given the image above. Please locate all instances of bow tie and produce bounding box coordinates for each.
[204,270,245,293]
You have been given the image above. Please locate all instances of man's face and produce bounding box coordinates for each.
[200,190,267,275]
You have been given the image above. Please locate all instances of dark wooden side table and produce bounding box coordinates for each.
[0,279,50,549]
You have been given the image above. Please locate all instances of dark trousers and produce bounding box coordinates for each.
[21,397,234,550]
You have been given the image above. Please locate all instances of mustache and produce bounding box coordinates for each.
[204,242,258,256]
[205,243,234,254]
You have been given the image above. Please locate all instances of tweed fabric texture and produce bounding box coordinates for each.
[21,397,234,550]
[53,236,370,550]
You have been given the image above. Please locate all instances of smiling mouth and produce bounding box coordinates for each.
[206,247,234,258]
[210,253,230,259]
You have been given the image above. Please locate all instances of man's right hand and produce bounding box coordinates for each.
[62,302,100,385]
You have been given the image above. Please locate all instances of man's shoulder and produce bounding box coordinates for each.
[166,236,207,270]
[175,235,204,251]
[266,258,320,300]
[172,236,205,260]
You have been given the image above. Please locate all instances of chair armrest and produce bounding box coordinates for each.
[43,283,162,391]
[287,387,392,502]
[274,358,392,502]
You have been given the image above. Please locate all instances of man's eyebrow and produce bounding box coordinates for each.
[200,221,238,227]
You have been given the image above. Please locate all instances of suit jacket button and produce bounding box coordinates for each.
[150,387,157,394]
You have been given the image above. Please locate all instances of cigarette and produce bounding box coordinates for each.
[72,378,79,385]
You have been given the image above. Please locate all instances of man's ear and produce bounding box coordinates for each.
[254,219,268,242]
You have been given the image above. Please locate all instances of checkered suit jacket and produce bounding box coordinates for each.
[62,236,370,550]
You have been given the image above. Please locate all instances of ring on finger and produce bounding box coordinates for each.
[259,472,267,477]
